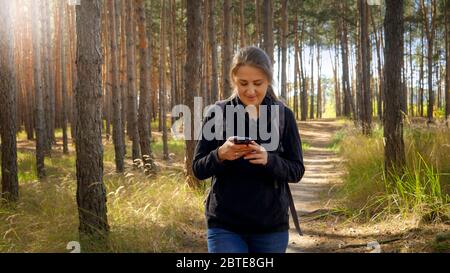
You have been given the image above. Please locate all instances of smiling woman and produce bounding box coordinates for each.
[192,46,306,254]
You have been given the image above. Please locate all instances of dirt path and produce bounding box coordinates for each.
[286,119,346,253]
[285,119,447,253]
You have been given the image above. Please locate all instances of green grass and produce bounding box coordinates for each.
[302,142,311,152]
[333,122,450,224]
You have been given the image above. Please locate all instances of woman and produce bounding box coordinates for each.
[192,46,305,253]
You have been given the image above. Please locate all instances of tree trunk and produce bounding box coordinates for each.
[201,0,209,106]
[185,0,202,188]
[316,44,322,119]
[332,23,341,117]
[255,0,261,47]
[419,26,424,117]
[60,1,69,154]
[384,0,406,176]
[108,0,125,172]
[32,0,46,179]
[360,0,371,135]
[340,4,354,119]
[0,0,19,202]
[41,0,52,154]
[309,40,315,120]
[409,21,414,117]
[446,0,449,121]
[371,11,383,121]
[169,0,178,121]
[280,0,288,100]
[137,0,154,168]
[75,0,109,241]
[300,19,308,121]
[160,0,169,160]
[222,0,232,99]
[69,6,78,144]
[239,0,246,48]
[420,0,437,123]
[262,0,274,63]
[126,0,141,161]
[118,0,127,157]
[209,0,219,103]
[102,2,111,139]
[293,17,300,120]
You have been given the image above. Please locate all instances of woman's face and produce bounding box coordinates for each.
[233,65,270,107]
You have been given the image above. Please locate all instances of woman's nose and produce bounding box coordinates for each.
[246,85,256,95]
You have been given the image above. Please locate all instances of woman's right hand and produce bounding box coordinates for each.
[218,137,254,162]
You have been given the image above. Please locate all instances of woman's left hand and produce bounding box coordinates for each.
[244,141,268,166]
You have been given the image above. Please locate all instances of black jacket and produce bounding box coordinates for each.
[192,95,305,234]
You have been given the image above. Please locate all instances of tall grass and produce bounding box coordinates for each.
[0,140,207,253]
[335,123,450,223]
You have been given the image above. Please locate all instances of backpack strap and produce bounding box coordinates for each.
[274,101,303,237]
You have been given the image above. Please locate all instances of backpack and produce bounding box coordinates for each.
[214,97,303,236]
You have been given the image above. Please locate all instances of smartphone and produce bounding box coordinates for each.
[232,136,253,145]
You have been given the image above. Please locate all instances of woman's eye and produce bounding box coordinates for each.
[241,83,248,86]
[254,83,262,86]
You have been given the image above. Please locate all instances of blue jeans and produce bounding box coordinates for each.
[207,227,289,253]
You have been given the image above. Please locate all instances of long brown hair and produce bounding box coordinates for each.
[229,46,278,101]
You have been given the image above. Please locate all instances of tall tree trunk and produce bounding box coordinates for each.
[126,0,141,161]
[384,0,406,176]
[75,0,109,241]
[255,0,261,46]
[108,0,125,172]
[201,0,209,106]
[185,0,202,188]
[371,11,383,121]
[0,0,19,202]
[300,19,308,121]
[117,0,127,157]
[280,0,288,100]
[160,0,169,160]
[102,3,111,139]
[169,0,178,121]
[340,3,354,119]
[137,0,154,168]
[360,0,372,135]
[332,23,341,117]
[209,0,219,103]
[316,44,322,119]
[419,26,424,117]
[309,40,315,120]
[262,0,274,63]
[41,0,52,154]
[239,0,246,48]
[445,0,449,121]
[69,6,78,144]
[409,21,414,117]
[222,0,232,99]
[48,1,56,145]
[293,17,300,120]
[61,1,69,154]
[32,0,46,179]
[420,0,437,123]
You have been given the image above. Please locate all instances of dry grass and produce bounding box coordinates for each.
[0,138,207,253]
[334,121,450,224]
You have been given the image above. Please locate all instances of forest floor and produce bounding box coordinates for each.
[3,119,448,253]
[287,119,448,253]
